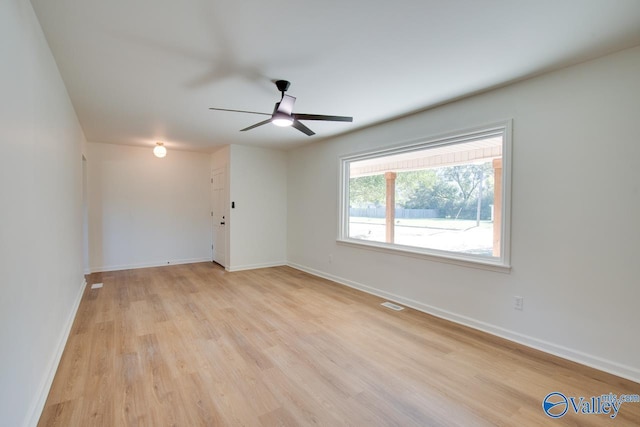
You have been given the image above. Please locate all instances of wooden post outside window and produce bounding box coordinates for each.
[385,172,397,243]
[492,158,502,257]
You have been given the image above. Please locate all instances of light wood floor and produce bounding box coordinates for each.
[39,263,639,426]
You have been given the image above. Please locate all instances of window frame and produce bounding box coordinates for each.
[337,120,512,271]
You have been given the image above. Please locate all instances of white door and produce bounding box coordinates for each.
[211,167,226,267]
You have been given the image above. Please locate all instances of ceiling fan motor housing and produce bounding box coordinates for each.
[275,80,291,93]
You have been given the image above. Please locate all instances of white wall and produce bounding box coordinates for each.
[0,1,86,426]
[287,46,640,381]
[228,144,287,271]
[87,142,212,271]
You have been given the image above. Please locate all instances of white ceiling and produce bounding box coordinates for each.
[30,0,640,152]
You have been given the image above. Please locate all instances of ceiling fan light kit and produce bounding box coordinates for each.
[272,111,293,127]
[209,80,353,136]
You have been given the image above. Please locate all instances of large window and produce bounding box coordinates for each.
[339,122,511,268]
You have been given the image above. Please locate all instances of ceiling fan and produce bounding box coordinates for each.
[209,80,353,136]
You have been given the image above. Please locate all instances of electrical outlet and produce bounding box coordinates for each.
[514,296,524,311]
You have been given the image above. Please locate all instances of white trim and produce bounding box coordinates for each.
[25,277,86,427]
[338,120,513,269]
[336,239,511,273]
[226,261,286,272]
[89,257,211,273]
[287,262,640,384]
[339,122,510,161]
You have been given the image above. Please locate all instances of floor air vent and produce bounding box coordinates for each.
[381,301,405,311]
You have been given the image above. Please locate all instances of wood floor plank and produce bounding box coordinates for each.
[38,263,640,426]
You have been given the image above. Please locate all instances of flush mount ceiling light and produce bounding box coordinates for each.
[153,142,167,158]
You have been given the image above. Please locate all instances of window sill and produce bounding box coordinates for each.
[336,238,511,273]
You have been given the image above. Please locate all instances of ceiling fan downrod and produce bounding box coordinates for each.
[275,79,291,99]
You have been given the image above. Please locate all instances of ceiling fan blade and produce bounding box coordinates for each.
[276,95,296,115]
[240,119,272,132]
[292,120,315,136]
[293,113,353,122]
[209,107,271,116]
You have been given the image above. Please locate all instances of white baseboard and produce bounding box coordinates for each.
[25,277,86,427]
[226,261,286,272]
[287,262,640,384]
[90,257,211,273]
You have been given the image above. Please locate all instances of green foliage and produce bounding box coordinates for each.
[349,162,496,220]
[399,162,495,219]
[396,170,436,206]
[404,181,458,212]
[350,170,438,208]
[349,175,385,207]
[440,163,493,219]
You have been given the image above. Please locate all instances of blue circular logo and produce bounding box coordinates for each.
[543,392,568,418]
